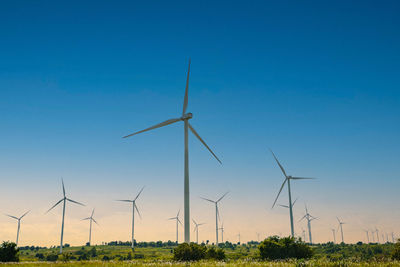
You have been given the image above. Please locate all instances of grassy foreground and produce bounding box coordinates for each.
[3,259,400,266]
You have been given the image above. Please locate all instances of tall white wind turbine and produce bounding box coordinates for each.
[192,219,205,244]
[5,210,30,246]
[46,179,85,254]
[299,204,317,244]
[336,217,345,243]
[116,186,144,250]
[168,210,182,243]
[123,60,222,243]
[81,209,99,246]
[200,191,229,245]
[270,150,315,237]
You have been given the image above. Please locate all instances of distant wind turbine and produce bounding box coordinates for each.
[219,223,225,243]
[116,186,144,250]
[123,60,222,243]
[363,229,369,243]
[270,149,315,237]
[299,204,317,244]
[81,208,99,246]
[169,210,182,243]
[237,232,241,244]
[371,230,375,243]
[192,219,205,244]
[336,217,345,243]
[331,228,336,243]
[375,227,380,243]
[5,210,30,246]
[201,191,229,245]
[46,179,85,254]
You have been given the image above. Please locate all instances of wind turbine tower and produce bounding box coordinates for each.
[219,223,225,243]
[46,179,85,254]
[123,60,222,243]
[5,211,30,246]
[169,210,182,243]
[82,209,99,246]
[331,228,336,243]
[336,217,346,243]
[270,150,315,237]
[200,192,229,245]
[363,229,369,243]
[116,187,144,250]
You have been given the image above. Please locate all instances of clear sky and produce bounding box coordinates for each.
[1,0,399,246]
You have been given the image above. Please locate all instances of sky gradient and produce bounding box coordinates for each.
[1,0,400,246]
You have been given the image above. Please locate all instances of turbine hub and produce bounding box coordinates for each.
[181,113,193,120]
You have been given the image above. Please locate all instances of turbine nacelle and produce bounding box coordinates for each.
[181,113,193,120]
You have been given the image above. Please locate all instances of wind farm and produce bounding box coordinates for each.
[1,1,400,265]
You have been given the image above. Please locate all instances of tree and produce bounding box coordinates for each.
[392,239,400,260]
[0,241,19,262]
[174,243,206,261]
[258,236,313,260]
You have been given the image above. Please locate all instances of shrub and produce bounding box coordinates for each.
[134,253,144,259]
[392,239,400,260]
[0,241,19,262]
[258,236,313,260]
[46,253,58,261]
[174,243,207,261]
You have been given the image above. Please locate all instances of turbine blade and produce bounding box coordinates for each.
[217,191,229,203]
[123,118,181,139]
[188,123,222,164]
[272,178,288,208]
[91,208,95,217]
[299,214,307,222]
[19,210,30,219]
[192,219,197,226]
[81,217,91,221]
[291,177,316,180]
[168,217,176,220]
[134,186,145,201]
[177,218,183,226]
[278,204,289,208]
[200,197,215,203]
[92,218,99,225]
[46,199,64,214]
[134,203,142,219]
[269,149,287,178]
[217,206,221,221]
[5,214,18,220]
[116,200,133,202]
[182,59,191,115]
[177,209,180,217]
[61,178,65,197]
[67,198,85,206]
[292,198,298,206]
[336,217,341,223]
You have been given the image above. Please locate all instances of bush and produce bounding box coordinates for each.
[174,243,226,261]
[46,253,58,261]
[174,243,207,261]
[0,241,19,262]
[392,239,400,260]
[258,236,313,260]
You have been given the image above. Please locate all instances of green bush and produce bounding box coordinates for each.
[258,236,313,260]
[0,241,19,262]
[174,243,226,261]
[392,239,400,260]
[45,253,58,261]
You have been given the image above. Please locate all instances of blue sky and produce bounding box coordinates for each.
[0,0,399,245]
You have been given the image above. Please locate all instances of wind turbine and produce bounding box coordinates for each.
[270,150,315,237]
[192,219,205,244]
[219,223,225,243]
[256,232,260,242]
[301,228,307,242]
[336,217,345,243]
[375,227,380,243]
[363,229,369,243]
[278,197,298,209]
[200,191,229,245]
[392,232,395,243]
[81,209,99,246]
[299,204,317,244]
[237,232,241,244]
[371,230,375,243]
[46,179,85,254]
[5,210,30,246]
[116,186,144,250]
[168,210,182,244]
[331,228,336,243]
[123,60,222,243]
